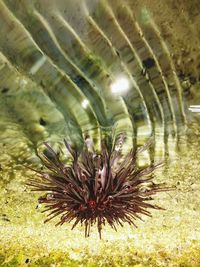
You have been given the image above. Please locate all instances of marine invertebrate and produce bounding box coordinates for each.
[27,135,169,238]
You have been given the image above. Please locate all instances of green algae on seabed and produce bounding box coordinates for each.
[1,128,200,267]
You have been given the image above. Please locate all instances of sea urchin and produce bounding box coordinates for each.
[27,135,169,238]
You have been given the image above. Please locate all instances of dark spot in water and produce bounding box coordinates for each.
[2,216,10,222]
[43,148,59,160]
[0,164,2,171]
[40,81,45,88]
[1,87,9,94]
[43,148,55,159]
[142,57,155,69]
[39,118,47,126]
[73,75,86,87]
[177,71,185,80]
[115,50,120,57]
[188,75,197,85]
[25,258,30,264]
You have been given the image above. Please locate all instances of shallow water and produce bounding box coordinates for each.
[1,131,200,267]
[0,0,200,266]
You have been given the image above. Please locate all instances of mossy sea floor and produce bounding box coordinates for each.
[0,128,200,267]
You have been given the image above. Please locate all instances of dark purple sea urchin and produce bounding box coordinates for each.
[27,135,169,238]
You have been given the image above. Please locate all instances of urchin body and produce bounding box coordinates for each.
[28,137,167,238]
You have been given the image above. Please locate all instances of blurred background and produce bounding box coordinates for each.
[0,0,199,266]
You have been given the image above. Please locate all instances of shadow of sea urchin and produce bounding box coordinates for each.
[27,135,169,238]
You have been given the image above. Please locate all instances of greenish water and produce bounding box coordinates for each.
[0,0,200,266]
[0,124,200,266]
